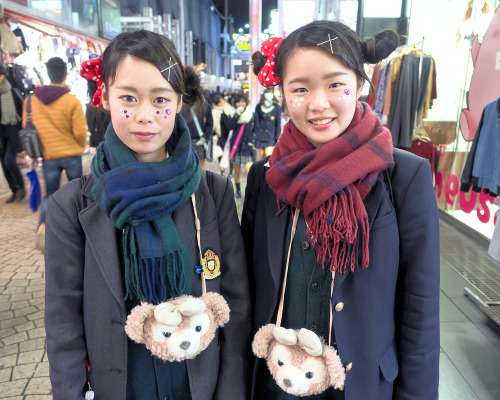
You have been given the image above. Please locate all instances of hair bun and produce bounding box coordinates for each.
[183,66,204,111]
[363,29,399,64]
[251,51,267,76]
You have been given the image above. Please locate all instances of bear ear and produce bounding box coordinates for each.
[252,324,276,359]
[124,303,155,344]
[201,292,230,327]
[322,346,346,390]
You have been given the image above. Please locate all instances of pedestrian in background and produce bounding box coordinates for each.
[243,20,440,399]
[44,30,250,400]
[222,93,254,198]
[253,87,282,160]
[85,79,111,148]
[22,56,87,252]
[0,65,25,203]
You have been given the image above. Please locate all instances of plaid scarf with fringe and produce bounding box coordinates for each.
[91,115,200,303]
[267,102,393,273]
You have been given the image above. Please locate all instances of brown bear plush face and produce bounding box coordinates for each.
[252,325,345,397]
[125,292,230,362]
[269,342,329,395]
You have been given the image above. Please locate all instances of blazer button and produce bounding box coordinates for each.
[311,282,320,291]
[345,362,353,372]
[157,359,166,367]
[335,302,344,312]
[302,241,310,250]
[309,324,318,332]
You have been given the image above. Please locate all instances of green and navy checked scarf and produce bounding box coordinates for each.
[91,115,201,304]
[267,102,393,274]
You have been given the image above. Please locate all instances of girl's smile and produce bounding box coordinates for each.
[282,47,362,147]
[101,55,182,162]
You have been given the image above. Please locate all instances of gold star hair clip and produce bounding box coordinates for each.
[317,34,338,54]
[161,57,178,81]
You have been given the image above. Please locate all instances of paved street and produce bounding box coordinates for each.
[0,152,243,399]
[0,160,50,399]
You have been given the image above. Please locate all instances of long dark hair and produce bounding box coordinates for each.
[101,30,204,110]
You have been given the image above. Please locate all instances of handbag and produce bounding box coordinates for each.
[19,95,44,159]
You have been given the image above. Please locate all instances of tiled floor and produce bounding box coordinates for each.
[439,219,500,400]
[0,154,499,398]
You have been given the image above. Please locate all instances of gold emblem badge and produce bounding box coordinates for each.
[202,248,221,279]
[270,116,275,120]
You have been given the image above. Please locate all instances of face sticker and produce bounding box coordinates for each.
[156,109,172,119]
[120,109,133,118]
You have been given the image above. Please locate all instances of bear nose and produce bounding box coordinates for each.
[180,341,191,350]
[283,379,292,388]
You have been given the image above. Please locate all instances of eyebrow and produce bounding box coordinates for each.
[287,71,349,85]
[115,85,175,94]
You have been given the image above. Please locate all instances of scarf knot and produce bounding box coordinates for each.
[267,102,393,273]
[91,115,201,303]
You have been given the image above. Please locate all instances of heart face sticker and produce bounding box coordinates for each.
[344,89,350,95]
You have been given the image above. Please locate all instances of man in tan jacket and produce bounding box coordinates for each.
[22,57,87,251]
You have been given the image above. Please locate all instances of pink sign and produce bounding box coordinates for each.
[460,8,500,141]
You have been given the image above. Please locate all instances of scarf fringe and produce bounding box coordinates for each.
[123,228,187,303]
[307,187,370,273]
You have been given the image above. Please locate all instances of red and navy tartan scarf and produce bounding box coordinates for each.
[267,102,394,274]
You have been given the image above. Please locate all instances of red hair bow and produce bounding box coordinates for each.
[80,58,103,107]
[257,37,284,88]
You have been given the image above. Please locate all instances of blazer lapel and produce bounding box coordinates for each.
[264,177,290,293]
[79,202,125,311]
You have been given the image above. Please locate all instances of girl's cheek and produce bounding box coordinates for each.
[288,95,305,109]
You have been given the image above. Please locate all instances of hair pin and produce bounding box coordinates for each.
[317,34,339,54]
[160,57,178,81]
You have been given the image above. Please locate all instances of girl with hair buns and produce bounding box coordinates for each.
[242,20,440,399]
[44,30,250,400]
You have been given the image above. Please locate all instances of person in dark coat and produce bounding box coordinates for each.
[253,87,282,160]
[44,30,250,400]
[85,80,111,148]
[183,100,214,169]
[242,20,440,400]
[222,93,254,198]
[0,65,25,203]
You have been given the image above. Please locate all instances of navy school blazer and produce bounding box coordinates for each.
[241,148,440,400]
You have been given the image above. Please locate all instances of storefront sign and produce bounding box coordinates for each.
[435,172,496,224]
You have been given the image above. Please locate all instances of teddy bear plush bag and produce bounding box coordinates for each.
[252,209,346,396]
[124,195,230,362]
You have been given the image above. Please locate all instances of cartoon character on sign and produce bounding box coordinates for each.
[459,6,500,141]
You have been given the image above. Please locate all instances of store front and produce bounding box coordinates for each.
[0,2,109,108]
[404,0,499,240]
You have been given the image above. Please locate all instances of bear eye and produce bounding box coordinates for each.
[278,360,284,367]
[163,331,171,338]
[305,372,313,379]
[195,325,202,332]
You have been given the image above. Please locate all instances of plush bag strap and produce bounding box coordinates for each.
[276,208,299,327]
[191,193,206,295]
[276,208,336,346]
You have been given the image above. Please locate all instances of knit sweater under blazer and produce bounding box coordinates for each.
[22,93,87,160]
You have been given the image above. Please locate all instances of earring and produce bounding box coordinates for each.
[120,109,133,118]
